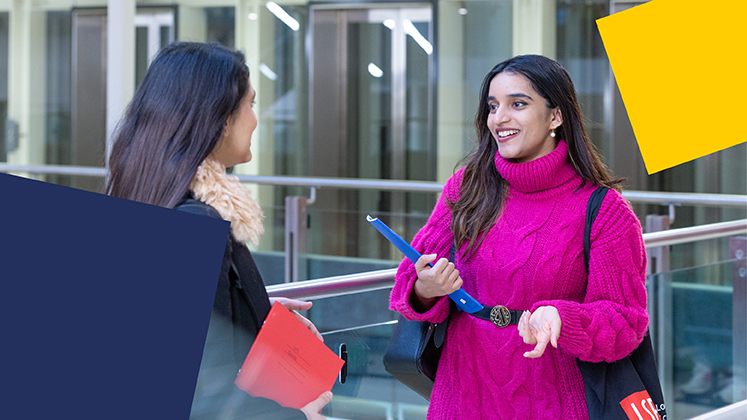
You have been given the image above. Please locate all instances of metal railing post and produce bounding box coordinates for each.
[646,214,674,413]
[731,236,747,404]
[646,215,672,276]
[284,196,308,283]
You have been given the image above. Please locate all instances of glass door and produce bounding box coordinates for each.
[68,8,175,192]
[308,5,435,260]
[135,10,176,88]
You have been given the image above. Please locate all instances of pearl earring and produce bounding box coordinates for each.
[550,129,556,138]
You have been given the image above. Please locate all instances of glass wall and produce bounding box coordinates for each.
[0,0,744,266]
[0,2,201,190]
[0,12,9,162]
[556,0,610,157]
[1,1,743,417]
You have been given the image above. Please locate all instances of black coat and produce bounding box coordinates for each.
[176,194,305,420]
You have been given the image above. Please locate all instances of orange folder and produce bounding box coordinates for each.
[234,302,344,409]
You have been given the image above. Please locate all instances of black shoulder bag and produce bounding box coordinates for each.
[578,187,667,420]
[382,242,456,400]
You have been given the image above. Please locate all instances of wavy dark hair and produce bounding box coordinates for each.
[451,54,622,260]
[105,42,250,208]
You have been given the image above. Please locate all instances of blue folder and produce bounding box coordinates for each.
[366,215,482,313]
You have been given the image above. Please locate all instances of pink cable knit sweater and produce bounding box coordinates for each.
[390,141,649,420]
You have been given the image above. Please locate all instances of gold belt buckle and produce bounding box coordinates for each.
[490,305,511,327]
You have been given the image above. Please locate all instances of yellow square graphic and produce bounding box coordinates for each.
[597,0,746,174]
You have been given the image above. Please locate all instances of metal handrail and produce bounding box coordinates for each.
[267,268,397,300]
[644,219,747,248]
[2,163,746,207]
[0,163,107,177]
[687,400,747,420]
[622,190,747,207]
[267,218,747,300]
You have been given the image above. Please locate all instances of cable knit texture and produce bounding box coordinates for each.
[190,157,264,246]
[389,141,648,420]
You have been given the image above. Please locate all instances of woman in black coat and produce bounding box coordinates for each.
[106,42,330,420]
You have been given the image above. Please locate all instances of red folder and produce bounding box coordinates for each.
[234,302,344,409]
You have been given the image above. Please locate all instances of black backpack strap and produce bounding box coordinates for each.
[174,198,223,219]
[176,199,240,286]
[584,187,610,274]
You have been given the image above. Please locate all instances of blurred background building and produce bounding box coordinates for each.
[1,0,745,418]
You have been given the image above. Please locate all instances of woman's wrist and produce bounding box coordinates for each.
[410,280,439,313]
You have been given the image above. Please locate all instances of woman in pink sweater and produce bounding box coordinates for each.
[389,55,648,419]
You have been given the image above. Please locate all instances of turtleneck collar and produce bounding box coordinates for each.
[494,140,580,194]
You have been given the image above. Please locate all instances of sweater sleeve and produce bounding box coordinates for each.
[532,190,649,363]
[389,170,463,323]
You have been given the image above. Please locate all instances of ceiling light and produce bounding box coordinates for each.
[259,63,278,81]
[368,63,383,78]
[403,20,432,55]
[266,2,299,31]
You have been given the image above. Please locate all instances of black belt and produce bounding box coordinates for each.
[469,305,523,327]
[445,244,522,328]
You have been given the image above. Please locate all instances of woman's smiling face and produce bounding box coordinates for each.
[486,72,563,163]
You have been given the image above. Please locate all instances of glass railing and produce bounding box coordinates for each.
[688,400,747,420]
[321,322,428,420]
[281,232,747,420]
[3,164,746,418]
[648,258,746,419]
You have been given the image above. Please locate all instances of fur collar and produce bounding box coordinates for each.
[189,158,264,246]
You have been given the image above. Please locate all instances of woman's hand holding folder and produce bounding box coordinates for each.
[269,297,324,342]
[300,391,333,420]
[411,253,464,312]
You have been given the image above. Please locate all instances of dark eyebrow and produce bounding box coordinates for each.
[487,93,533,102]
[508,93,532,100]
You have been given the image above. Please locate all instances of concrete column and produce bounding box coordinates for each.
[234,0,263,181]
[7,0,46,167]
[106,0,135,168]
[257,1,278,251]
[436,1,465,184]
[6,0,30,165]
[235,0,265,180]
[512,0,556,58]
[178,7,207,43]
[232,0,268,251]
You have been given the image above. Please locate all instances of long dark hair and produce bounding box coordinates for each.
[451,54,622,259]
[105,42,250,208]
